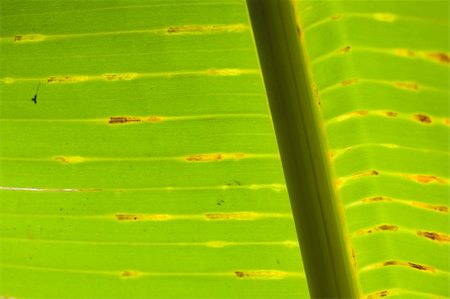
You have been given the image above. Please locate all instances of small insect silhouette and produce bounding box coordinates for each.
[31,82,41,104]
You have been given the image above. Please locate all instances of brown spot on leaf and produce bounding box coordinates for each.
[341,79,358,86]
[234,270,287,279]
[363,196,392,203]
[121,270,139,278]
[371,170,379,175]
[205,212,256,220]
[331,14,341,20]
[14,35,23,42]
[186,153,222,162]
[338,46,351,53]
[166,24,245,35]
[366,290,389,299]
[417,231,450,243]
[116,214,140,221]
[413,175,445,184]
[426,52,450,64]
[413,114,432,124]
[378,224,398,231]
[383,111,398,117]
[109,117,141,124]
[296,25,301,38]
[382,260,435,272]
[408,262,435,272]
[395,82,419,91]
[411,201,448,213]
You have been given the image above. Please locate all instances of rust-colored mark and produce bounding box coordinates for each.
[357,224,397,235]
[104,73,138,81]
[116,214,140,221]
[341,79,358,86]
[412,175,446,184]
[47,75,89,84]
[166,24,245,35]
[331,14,341,20]
[13,34,45,42]
[147,116,163,122]
[109,117,141,124]
[411,201,448,213]
[413,114,432,124]
[395,81,419,91]
[444,118,450,126]
[373,13,397,22]
[115,214,171,221]
[382,260,435,273]
[378,224,398,231]
[366,290,389,299]
[383,111,398,117]
[363,196,392,203]
[338,46,351,53]
[234,270,287,279]
[351,248,357,268]
[355,110,368,116]
[371,170,379,175]
[417,231,450,243]
[205,212,257,221]
[296,25,301,38]
[394,48,415,57]
[54,156,85,164]
[186,153,222,162]
[426,52,450,64]
[121,270,140,278]
[408,262,435,272]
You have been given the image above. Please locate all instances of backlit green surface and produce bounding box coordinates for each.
[0,1,308,298]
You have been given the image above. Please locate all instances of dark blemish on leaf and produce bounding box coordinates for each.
[109,117,141,124]
[366,290,389,299]
[296,25,301,38]
[413,114,431,124]
[383,261,396,266]
[378,224,398,231]
[426,52,450,64]
[235,271,249,278]
[371,170,379,175]
[383,111,398,117]
[417,231,450,243]
[31,82,40,104]
[14,35,23,42]
[233,180,241,186]
[339,46,351,53]
[408,262,434,272]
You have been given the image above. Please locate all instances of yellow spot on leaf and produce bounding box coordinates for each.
[115,214,172,221]
[54,156,85,164]
[103,73,138,81]
[373,13,397,22]
[47,75,89,84]
[395,81,419,91]
[205,212,259,221]
[411,175,446,184]
[411,201,448,213]
[394,48,415,57]
[109,117,141,124]
[166,24,246,35]
[14,34,45,42]
[121,270,141,278]
[234,270,289,279]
